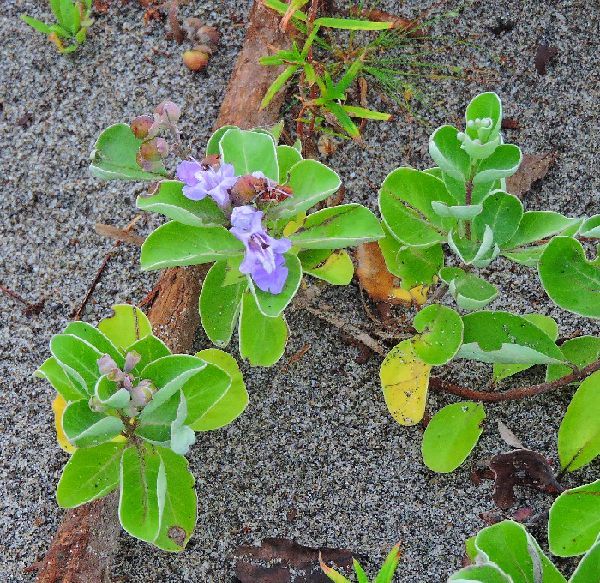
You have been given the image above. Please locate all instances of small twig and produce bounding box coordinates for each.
[168,0,185,44]
[95,223,144,246]
[0,284,45,316]
[71,216,143,320]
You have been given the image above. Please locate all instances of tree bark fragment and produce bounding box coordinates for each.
[35,2,288,581]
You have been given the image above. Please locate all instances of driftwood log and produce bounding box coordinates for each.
[35,2,288,581]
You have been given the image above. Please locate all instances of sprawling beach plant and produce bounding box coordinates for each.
[90,107,384,366]
[377,92,600,473]
[35,304,248,551]
[21,0,92,53]
[321,543,401,583]
[449,481,600,582]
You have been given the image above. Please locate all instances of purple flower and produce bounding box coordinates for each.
[230,206,291,294]
[176,160,237,208]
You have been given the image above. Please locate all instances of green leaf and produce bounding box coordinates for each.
[21,15,53,34]
[505,211,581,248]
[193,349,248,431]
[62,400,124,448]
[502,246,546,267]
[569,538,600,582]
[558,371,600,471]
[261,65,300,109]
[473,190,523,246]
[290,204,383,249]
[439,267,498,311]
[539,237,600,318]
[422,401,485,473]
[153,447,197,551]
[474,520,566,583]
[549,480,600,557]
[35,357,86,401]
[119,445,161,543]
[239,292,288,366]
[205,125,236,155]
[98,304,153,352]
[413,304,463,366]
[465,92,502,140]
[374,544,401,582]
[546,336,600,382]
[431,201,482,220]
[140,354,207,390]
[62,321,123,367]
[379,228,443,289]
[493,314,559,381]
[379,168,456,247]
[299,249,354,285]
[449,563,512,582]
[219,127,278,181]
[50,334,103,394]
[140,222,244,271]
[137,181,226,227]
[314,16,392,31]
[457,311,565,364]
[50,0,62,22]
[200,260,247,347]
[342,105,391,121]
[89,124,166,181]
[380,339,431,426]
[448,225,499,267]
[57,442,125,507]
[473,145,522,185]
[269,159,341,219]
[579,214,600,238]
[94,375,130,408]
[428,125,471,182]
[277,144,303,183]
[249,253,302,317]
[125,335,171,376]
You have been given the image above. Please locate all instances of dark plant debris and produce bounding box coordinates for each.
[535,44,558,75]
[506,151,557,197]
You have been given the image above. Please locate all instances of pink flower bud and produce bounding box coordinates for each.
[154,100,181,123]
[123,351,142,373]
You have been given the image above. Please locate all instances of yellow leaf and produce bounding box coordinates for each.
[283,212,306,237]
[409,285,430,306]
[380,339,431,426]
[52,395,76,454]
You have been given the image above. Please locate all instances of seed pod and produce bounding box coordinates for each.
[197,25,220,47]
[130,115,154,139]
[183,49,209,71]
[183,17,203,37]
[230,175,262,206]
[317,134,338,157]
[194,43,214,56]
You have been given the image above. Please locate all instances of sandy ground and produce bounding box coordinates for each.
[1,0,599,581]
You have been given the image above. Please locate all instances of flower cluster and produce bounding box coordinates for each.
[176,158,292,295]
[95,352,155,416]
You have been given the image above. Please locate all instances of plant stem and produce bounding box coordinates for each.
[429,359,600,402]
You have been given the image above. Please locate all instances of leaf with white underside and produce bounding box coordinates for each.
[269,159,341,219]
[289,204,383,249]
[62,399,124,448]
[140,222,244,271]
[136,181,225,227]
[219,127,278,181]
[473,190,523,246]
[35,356,86,401]
[493,314,558,381]
[428,125,471,182]
[473,144,522,184]
[379,167,456,247]
[439,267,498,312]
[457,311,565,364]
[569,538,600,583]
[50,334,103,394]
[579,214,600,238]
[57,442,125,507]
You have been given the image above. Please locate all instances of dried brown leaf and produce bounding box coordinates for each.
[488,449,562,510]
[506,152,556,197]
[497,420,525,449]
[234,538,353,583]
